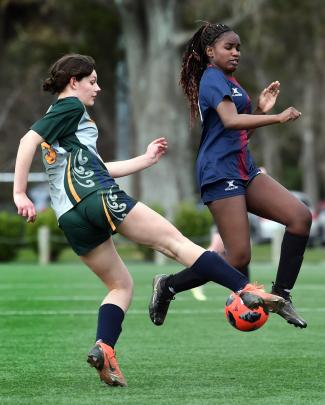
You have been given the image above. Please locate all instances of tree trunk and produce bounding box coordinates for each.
[248,8,282,180]
[300,69,319,206]
[115,0,193,218]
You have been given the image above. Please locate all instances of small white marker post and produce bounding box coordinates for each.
[38,226,50,265]
[272,226,285,266]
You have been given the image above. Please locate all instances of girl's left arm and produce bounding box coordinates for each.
[105,137,168,178]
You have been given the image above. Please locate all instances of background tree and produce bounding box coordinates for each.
[0,0,121,208]
[0,0,324,214]
[114,0,194,218]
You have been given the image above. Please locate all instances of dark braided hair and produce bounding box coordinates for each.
[43,54,96,94]
[180,23,232,125]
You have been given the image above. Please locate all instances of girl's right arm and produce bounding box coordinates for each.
[13,130,44,223]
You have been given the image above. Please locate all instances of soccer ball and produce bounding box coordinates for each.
[224,292,269,332]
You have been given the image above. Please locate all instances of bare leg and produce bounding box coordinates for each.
[117,202,284,320]
[118,202,254,297]
[208,232,226,253]
[81,237,133,312]
[245,173,311,328]
[208,195,251,271]
[118,202,205,267]
[82,238,132,386]
[246,173,311,235]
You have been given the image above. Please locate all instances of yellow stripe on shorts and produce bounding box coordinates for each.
[67,154,81,203]
[101,194,116,231]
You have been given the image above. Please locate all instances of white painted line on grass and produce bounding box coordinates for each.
[0,307,322,316]
[0,295,198,302]
[1,283,324,291]
[0,309,213,316]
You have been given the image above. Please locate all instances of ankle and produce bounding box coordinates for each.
[271,283,291,300]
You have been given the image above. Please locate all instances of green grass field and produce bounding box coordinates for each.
[1,260,325,404]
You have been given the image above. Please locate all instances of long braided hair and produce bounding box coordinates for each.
[180,22,232,125]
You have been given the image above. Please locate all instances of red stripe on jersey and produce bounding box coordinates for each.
[238,130,249,180]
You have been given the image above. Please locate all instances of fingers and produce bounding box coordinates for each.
[27,207,37,223]
[18,203,36,223]
[264,81,280,96]
[149,137,168,152]
[24,207,36,223]
[14,193,37,223]
[267,81,280,90]
[152,137,168,145]
[290,108,302,120]
[280,107,302,123]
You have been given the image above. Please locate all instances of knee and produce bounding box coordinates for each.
[152,231,188,261]
[288,206,312,235]
[227,250,251,270]
[109,271,134,295]
[122,273,134,294]
[301,208,312,233]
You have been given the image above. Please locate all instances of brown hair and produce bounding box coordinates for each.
[42,54,96,94]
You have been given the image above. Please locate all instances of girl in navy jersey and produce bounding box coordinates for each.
[13,54,284,387]
[178,22,311,328]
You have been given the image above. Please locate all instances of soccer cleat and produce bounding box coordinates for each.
[149,274,175,326]
[271,284,307,328]
[238,283,285,313]
[87,341,127,387]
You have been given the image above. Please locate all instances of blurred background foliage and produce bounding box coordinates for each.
[0,0,324,245]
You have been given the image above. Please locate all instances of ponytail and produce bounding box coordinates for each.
[180,23,231,125]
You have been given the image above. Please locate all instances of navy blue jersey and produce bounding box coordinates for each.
[197,66,257,189]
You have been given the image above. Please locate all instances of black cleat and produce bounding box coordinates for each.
[271,284,307,328]
[149,274,175,326]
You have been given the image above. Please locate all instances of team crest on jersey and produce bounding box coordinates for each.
[41,142,57,165]
[232,87,242,97]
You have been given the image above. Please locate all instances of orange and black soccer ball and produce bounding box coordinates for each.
[224,292,269,332]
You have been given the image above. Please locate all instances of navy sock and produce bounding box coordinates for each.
[275,231,309,290]
[96,303,125,348]
[166,251,248,293]
[239,265,250,280]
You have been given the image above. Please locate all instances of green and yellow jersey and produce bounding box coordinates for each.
[31,96,115,219]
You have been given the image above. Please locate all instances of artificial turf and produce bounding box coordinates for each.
[0,260,324,404]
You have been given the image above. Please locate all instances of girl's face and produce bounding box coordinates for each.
[206,31,241,74]
[74,70,101,106]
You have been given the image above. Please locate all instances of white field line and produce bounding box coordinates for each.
[0,307,323,316]
[0,283,324,290]
[0,309,214,316]
[0,283,100,290]
[0,296,197,302]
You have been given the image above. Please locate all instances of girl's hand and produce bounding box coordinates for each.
[257,81,280,113]
[145,137,168,164]
[278,107,302,123]
[14,192,37,223]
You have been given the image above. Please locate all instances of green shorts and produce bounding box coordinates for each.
[58,185,137,256]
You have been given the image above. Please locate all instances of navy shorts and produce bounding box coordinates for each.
[58,184,137,256]
[201,169,261,204]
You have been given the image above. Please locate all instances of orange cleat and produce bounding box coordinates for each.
[87,340,127,387]
[238,283,285,313]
